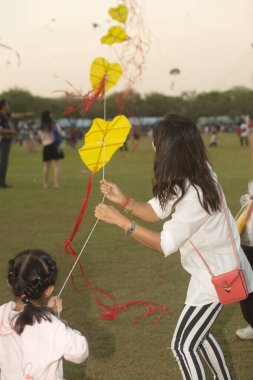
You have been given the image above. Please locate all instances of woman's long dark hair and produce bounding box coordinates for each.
[152,114,221,214]
[40,110,54,132]
[8,249,58,335]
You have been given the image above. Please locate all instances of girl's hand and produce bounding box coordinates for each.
[95,203,127,226]
[100,179,126,205]
[48,296,63,313]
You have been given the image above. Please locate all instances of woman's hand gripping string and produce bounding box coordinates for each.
[100,179,126,205]
[95,203,129,228]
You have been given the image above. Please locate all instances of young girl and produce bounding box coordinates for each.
[95,114,253,379]
[38,110,65,189]
[0,249,89,380]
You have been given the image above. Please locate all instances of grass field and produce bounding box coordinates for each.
[1,133,253,380]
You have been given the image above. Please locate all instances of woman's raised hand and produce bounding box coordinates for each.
[100,179,126,205]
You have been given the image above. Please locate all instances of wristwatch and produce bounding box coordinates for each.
[126,221,136,235]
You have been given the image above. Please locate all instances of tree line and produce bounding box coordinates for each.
[1,86,253,121]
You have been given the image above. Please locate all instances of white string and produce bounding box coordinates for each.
[103,75,107,120]
[57,77,107,301]
[58,217,100,297]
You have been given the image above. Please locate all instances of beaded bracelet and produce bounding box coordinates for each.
[124,198,136,213]
[118,195,131,209]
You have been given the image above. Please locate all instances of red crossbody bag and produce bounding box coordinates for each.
[189,192,248,305]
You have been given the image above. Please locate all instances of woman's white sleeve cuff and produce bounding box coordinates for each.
[160,230,177,257]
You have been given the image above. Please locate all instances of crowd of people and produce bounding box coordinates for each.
[0,100,67,189]
[0,101,145,190]
[1,105,253,379]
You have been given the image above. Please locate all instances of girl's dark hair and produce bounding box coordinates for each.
[40,110,54,132]
[8,249,58,335]
[152,114,221,214]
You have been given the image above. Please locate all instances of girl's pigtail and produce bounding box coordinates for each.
[8,250,58,335]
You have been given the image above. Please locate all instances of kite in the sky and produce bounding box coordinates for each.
[101,26,129,45]
[108,4,129,24]
[43,18,56,33]
[63,57,123,116]
[169,68,181,90]
[79,115,131,173]
[0,42,21,66]
[170,68,180,75]
[90,57,123,94]
[100,1,151,112]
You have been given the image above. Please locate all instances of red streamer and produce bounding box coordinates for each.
[62,77,106,117]
[63,175,169,325]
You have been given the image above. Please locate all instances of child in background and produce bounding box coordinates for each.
[0,249,89,380]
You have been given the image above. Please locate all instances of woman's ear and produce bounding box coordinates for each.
[43,285,55,298]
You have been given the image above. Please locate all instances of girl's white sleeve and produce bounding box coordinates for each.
[161,188,210,256]
[60,324,89,364]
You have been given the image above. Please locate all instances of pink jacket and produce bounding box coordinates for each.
[0,302,89,380]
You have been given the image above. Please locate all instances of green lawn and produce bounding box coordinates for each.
[0,134,253,380]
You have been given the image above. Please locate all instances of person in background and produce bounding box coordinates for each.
[69,125,78,148]
[0,99,33,188]
[239,119,249,147]
[38,110,65,189]
[247,115,253,163]
[131,127,141,151]
[209,126,218,147]
[0,249,89,379]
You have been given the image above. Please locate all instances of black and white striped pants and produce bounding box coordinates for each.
[171,302,233,380]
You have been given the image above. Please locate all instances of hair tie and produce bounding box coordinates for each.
[20,294,29,304]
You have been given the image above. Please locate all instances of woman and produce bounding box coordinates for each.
[38,110,64,189]
[95,114,253,379]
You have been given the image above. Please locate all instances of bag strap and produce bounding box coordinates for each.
[189,187,241,276]
[220,189,241,268]
[188,239,215,276]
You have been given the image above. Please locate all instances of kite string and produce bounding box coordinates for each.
[58,218,99,297]
[57,77,108,299]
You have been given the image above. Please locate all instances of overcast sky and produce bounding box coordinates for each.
[1,0,253,97]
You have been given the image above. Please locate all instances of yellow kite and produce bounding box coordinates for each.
[108,4,129,24]
[79,115,131,173]
[90,57,123,94]
[101,26,128,45]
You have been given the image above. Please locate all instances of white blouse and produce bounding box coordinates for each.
[148,184,253,306]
